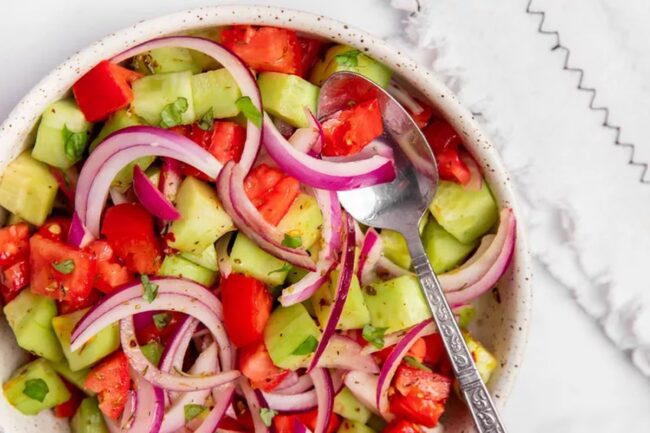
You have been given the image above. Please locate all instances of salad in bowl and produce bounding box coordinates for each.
[0,11,522,433]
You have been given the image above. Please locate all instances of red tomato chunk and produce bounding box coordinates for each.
[238,341,288,392]
[84,351,131,420]
[244,164,300,226]
[423,120,471,185]
[322,98,384,157]
[221,273,272,347]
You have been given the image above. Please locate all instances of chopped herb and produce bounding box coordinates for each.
[268,263,292,276]
[282,233,303,248]
[292,335,318,355]
[153,313,172,330]
[52,259,75,275]
[335,49,361,67]
[159,97,189,128]
[62,124,88,162]
[184,404,205,422]
[403,355,432,372]
[198,108,214,131]
[259,408,278,427]
[141,341,164,365]
[236,96,262,128]
[23,378,49,402]
[362,323,388,349]
[141,275,159,303]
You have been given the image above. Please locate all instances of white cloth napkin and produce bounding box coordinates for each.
[388,0,650,375]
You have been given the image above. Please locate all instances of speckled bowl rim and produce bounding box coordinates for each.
[0,5,532,432]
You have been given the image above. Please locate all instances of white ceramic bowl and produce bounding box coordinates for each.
[0,6,532,433]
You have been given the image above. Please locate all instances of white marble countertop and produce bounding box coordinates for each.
[1,0,649,431]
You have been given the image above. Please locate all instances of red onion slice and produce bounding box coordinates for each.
[109,187,131,205]
[387,81,424,115]
[316,334,379,374]
[262,388,317,412]
[376,319,433,419]
[112,36,262,173]
[460,151,483,191]
[159,158,183,203]
[68,212,94,248]
[360,321,437,356]
[240,379,270,433]
[308,368,333,433]
[357,228,383,287]
[121,316,238,391]
[159,317,199,374]
[133,165,181,220]
[272,374,312,395]
[376,256,413,279]
[193,385,236,433]
[216,233,234,278]
[309,214,356,370]
[262,113,395,191]
[344,371,380,415]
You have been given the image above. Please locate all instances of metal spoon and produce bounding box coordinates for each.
[318,72,507,433]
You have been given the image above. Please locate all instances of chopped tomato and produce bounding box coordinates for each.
[57,289,101,315]
[389,364,452,427]
[84,351,131,420]
[221,273,272,347]
[217,416,246,431]
[244,164,300,225]
[73,60,142,122]
[85,240,133,294]
[238,341,289,391]
[29,234,96,304]
[298,37,324,77]
[49,167,78,209]
[372,337,427,364]
[382,420,423,433]
[297,409,341,433]
[37,217,71,243]
[101,203,162,275]
[322,99,384,157]
[422,333,446,365]
[409,101,435,129]
[0,223,30,268]
[423,120,471,184]
[134,311,186,345]
[272,414,296,433]
[53,381,82,418]
[183,121,246,180]
[231,395,255,431]
[1,259,30,292]
[0,284,19,305]
[221,25,301,74]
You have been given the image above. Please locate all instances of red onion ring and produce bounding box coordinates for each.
[216,233,234,278]
[387,81,424,115]
[133,165,181,220]
[159,158,183,203]
[376,319,433,419]
[343,371,379,415]
[460,151,483,191]
[262,113,396,191]
[112,36,262,173]
[272,374,312,395]
[316,334,379,374]
[68,212,94,248]
[357,228,383,287]
[240,379,270,433]
[376,256,413,279]
[308,368,333,433]
[159,317,199,375]
[309,214,356,370]
[360,321,437,356]
[262,388,317,412]
[216,162,316,270]
[109,187,131,205]
[193,385,236,433]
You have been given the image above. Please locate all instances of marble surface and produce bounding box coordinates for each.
[1,0,649,432]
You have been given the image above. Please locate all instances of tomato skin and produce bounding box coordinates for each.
[73,61,142,122]
[0,223,30,268]
[84,351,131,420]
[85,240,133,294]
[53,381,82,418]
[238,341,288,391]
[273,411,341,433]
[29,234,96,304]
[134,311,185,345]
[101,203,162,275]
[221,273,272,347]
[422,120,471,184]
[183,121,246,180]
[382,420,423,433]
[372,337,426,365]
[422,333,446,365]
[409,101,435,129]
[244,164,300,226]
[221,25,302,74]
[37,217,71,243]
[57,289,101,315]
[297,37,324,77]
[389,393,445,428]
[322,99,384,157]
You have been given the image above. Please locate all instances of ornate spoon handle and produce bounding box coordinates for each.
[406,231,507,433]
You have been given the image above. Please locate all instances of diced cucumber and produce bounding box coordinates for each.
[48,359,90,394]
[380,229,411,270]
[310,45,392,88]
[366,416,387,433]
[287,266,309,285]
[363,275,431,333]
[168,176,235,254]
[71,397,109,433]
[334,387,372,423]
[0,152,58,225]
[32,99,92,169]
[191,69,241,119]
[52,309,120,371]
[422,218,477,273]
[180,243,218,271]
[3,289,63,362]
[264,304,321,370]
[312,271,370,330]
[231,233,290,286]
[258,72,320,127]
[132,47,202,75]
[2,358,71,415]
[187,28,223,70]
[145,165,161,186]
[429,181,498,244]
[132,71,196,126]
[158,254,217,287]
[465,332,497,383]
[337,420,377,433]
[457,305,477,328]
[277,193,323,251]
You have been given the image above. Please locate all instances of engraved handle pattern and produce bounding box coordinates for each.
[406,235,506,433]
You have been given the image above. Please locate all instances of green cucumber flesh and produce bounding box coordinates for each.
[258,72,319,128]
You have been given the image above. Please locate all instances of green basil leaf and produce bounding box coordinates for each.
[52,259,75,275]
[62,124,88,162]
[153,313,172,330]
[335,49,361,68]
[282,233,303,248]
[159,97,189,128]
[291,335,318,355]
[141,341,164,365]
[362,323,388,349]
[236,96,262,128]
[23,378,49,402]
[184,404,205,422]
[141,275,159,303]
[198,108,214,131]
[259,408,278,427]
[403,355,432,372]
